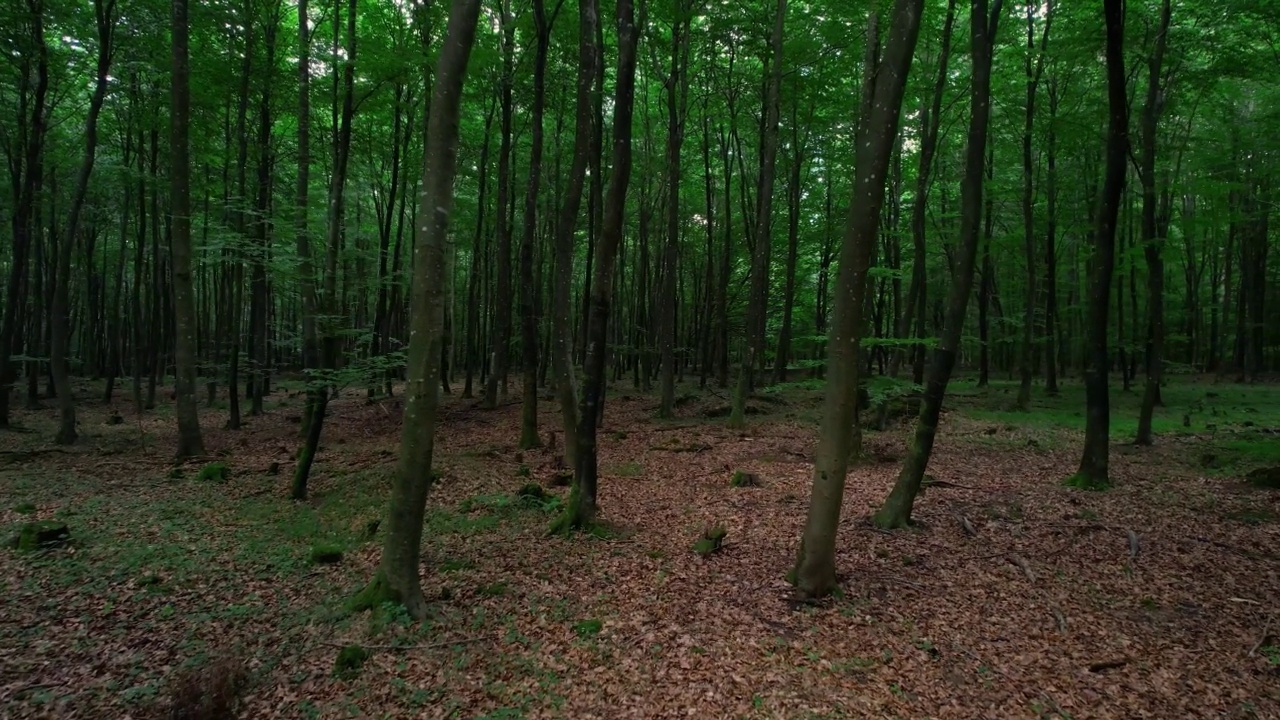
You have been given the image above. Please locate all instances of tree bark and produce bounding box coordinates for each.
[730,0,786,429]
[1073,0,1128,487]
[553,0,639,533]
[170,0,205,458]
[483,14,516,409]
[1017,1,1052,410]
[50,0,116,445]
[874,0,1003,529]
[517,0,549,448]
[1135,0,1172,445]
[356,0,483,619]
[792,0,923,597]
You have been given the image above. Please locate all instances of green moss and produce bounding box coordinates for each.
[515,464,531,478]
[693,524,727,557]
[195,462,230,483]
[309,542,344,564]
[12,502,36,515]
[729,470,760,488]
[333,644,369,677]
[573,619,603,638]
[10,521,70,551]
[516,483,548,504]
[347,572,399,614]
[1063,472,1112,491]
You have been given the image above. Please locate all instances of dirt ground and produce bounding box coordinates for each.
[1,380,1278,719]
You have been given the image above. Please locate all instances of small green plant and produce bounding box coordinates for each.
[573,619,603,638]
[729,470,760,488]
[693,524,727,557]
[167,467,184,480]
[12,502,36,515]
[309,542,344,564]
[611,461,644,478]
[516,464,531,478]
[610,430,628,441]
[196,462,230,483]
[516,482,548,505]
[333,644,369,678]
[1260,644,1280,667]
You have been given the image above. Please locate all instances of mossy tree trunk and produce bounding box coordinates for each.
[362,0,482,619]
[875,0,1003,530]
[1075,0,1128,488]
[556,0,636,534]
[792,0,923,599]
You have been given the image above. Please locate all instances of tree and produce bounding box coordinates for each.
[729,0,786,430]
[49,0,118,445]
[791,0,924,599]
[354,0,484,619]
[873,0,1003,529]
[1072,0,1128,488]
[1135,0,1173,446]
[553,0,639,533]
[170,0,205,459]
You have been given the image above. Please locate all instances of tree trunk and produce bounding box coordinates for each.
[518,0,549,449]
[483,19,516,409]
[730,0,786,429]
[792,0,923,597]
[170,0,205,458]
[1135,0,1172,445]
[1017,2,1052,410]
[355,0,483,619]
[874,0,1003,530]
[1073,0,1128,488]
[51,0,116,445]
[553,0,638,533]
[1044,77,1060,393]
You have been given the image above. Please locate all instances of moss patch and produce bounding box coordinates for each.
[332,644,370,678]
[9,521,70,551]
[309,543,344,564]
[195,462,230,483]
[693,524,727,557]
[730,470,761,488]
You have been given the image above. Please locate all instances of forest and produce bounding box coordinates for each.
[2,0,1279,716]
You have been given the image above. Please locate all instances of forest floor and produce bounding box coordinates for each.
[2,375,1279,719]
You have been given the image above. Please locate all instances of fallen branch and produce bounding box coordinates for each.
[1087,658,1128,673]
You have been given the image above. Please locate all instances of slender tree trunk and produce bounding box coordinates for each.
[170,0,205,458]
[874,0,1003,529]
[1074,0,1128,487]
[730,0,786,429]
[1017,2,1052,410]
[356,0,483,618]
[1044,77,1060,393]
[658,6,690,417]
[51,0,116,445]
[483,18,516,409]
[554,0,638,533]
[792,0,923,597]
[518,0,549,449]
[1136,0,1172,445]
[549,0,600,467]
